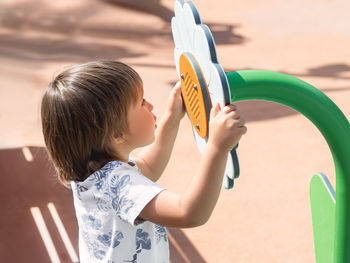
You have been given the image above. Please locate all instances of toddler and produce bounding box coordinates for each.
[41,60,247,262]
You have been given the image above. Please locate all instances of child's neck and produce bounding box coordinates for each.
[111,153,135,167]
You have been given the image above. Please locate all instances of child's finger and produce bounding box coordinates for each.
[176,85,182,93]
[210,102,221,119]
[174,80,181,89]
[223,104,237,112]
[171,81,182,96]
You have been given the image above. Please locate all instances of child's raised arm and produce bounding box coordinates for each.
[139,102,247,228]
[133,81,185,182]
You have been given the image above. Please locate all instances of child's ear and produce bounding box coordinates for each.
[113,132,126,144]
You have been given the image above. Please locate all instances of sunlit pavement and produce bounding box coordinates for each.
[1,0,349,262]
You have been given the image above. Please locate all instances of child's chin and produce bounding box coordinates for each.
[147,134,156,144]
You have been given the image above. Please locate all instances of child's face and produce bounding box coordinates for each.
[126,90,157,147]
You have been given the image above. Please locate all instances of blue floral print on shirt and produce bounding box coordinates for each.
[98,231,124,248]
[110,174,135,218]
[82,214,102,230]
[81,230,107,260]
[72,159,169,262]
[73,184,88,200]
[89,161,123,190]
[155,225,168,244]
[82,161,135,223]
[124,229,152,263]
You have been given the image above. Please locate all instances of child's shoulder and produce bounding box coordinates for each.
[94,156,138,175]
[71,157,140,200]
[74,157,138,185]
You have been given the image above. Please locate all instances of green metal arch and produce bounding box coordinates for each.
[226,69,350,263]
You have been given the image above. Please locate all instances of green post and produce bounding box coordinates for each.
[226,70,350,262]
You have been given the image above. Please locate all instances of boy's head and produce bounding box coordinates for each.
[41,60,157,186]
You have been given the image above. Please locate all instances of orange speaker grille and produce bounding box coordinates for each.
[179,53,211,138]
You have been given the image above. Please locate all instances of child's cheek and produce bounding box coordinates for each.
[134,112,152,136]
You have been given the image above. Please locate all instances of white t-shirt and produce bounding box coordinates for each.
[71,156,169,263]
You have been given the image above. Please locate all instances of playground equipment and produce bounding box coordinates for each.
[171,1,350,262]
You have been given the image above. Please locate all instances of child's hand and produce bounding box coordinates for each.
[166,80,186,122]
[207,102,247,152]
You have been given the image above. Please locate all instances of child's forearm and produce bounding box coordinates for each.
[180,142,229,226]
[136,112,180,181]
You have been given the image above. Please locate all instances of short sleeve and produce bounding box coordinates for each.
[107,166,166,226]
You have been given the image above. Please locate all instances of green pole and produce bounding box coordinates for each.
[226,70,350,262]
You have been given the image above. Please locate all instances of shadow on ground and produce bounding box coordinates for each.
[0,0,245,65]
[0,0,348,124]
[0,146,205,262]
[0,146,78,262]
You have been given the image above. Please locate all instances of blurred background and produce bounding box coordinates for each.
[0,0,349,262]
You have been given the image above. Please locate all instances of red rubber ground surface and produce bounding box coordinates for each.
[1,0,349,262]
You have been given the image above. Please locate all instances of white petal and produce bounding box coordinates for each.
[173,48,182,77]
[209,92,219,108]
[192,25,212,86]
[222,176,230,189]
[201,24,219,63]
[192,125,207,153]
[225,155,234,180]
[174,0,184,18]
[186,1,202,24]
[183,3,198,51]
[175,3,191,51]
[171,17,184,51]
[208,63,230,109]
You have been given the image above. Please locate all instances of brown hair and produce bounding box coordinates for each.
[41,60,143,186]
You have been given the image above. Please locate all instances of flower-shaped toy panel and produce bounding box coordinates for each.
[171,0,240,189]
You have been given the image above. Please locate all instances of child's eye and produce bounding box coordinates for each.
[141,98,145,106]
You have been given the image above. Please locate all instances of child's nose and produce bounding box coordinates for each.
[147,101,154,111]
